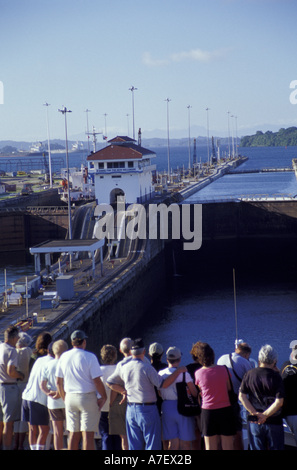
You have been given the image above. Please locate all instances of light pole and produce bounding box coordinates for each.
[206,107,210,167]
[165,98,171,182]
[187,105,192,170]
[58,106,72,240]
[234,115,238,157]
[227,111,231,158]
[231,115,235,158]
[43,102,53,188]
[129,86,137,140]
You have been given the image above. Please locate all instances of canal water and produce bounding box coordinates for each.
[139,145,297,368]
[141,255,297,370]
[1,145,297,369]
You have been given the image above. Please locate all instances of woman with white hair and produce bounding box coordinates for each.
[239,344,285,450]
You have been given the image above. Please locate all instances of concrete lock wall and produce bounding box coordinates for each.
[51,245,168,356]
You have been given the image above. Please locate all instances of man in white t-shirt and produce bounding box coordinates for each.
[56,330,107,450]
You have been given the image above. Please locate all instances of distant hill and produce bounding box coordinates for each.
[240,127,297,147]
[0,136,230,153]
[0,140,67,153]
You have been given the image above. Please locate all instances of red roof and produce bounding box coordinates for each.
[86,137,156,162]
[108,136,135,143]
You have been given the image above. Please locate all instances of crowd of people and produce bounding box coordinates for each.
[0,323,296,451]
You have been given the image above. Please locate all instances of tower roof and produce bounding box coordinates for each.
[86,136,156,162]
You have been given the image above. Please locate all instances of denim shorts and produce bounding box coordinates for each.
[161,400,196,441]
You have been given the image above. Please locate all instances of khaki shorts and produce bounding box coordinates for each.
[48,408,66,422]
[65,392,100,433]
[109,394,127,436]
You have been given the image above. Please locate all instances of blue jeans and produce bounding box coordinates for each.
[99,411,121,450]
[126,403,161,450]
[249,422,284,450]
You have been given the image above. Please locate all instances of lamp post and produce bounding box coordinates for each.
[187,105,192,170]
[206,107,210,167]
[231,115,235,158]
[165,98,171,182]
[227,111,231,158]
[43,102,52,188]
[129,86,137,140]
[58,106,72,241]
[234,115,238,157]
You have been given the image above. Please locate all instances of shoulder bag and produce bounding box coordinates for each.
[176,373,201,417]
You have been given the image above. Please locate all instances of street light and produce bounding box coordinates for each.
[58,106,72,240]
[227,111,231,158]
[165,98,171,182]
[206,107,210,167]
[187,105,192,169]
[43,102,53,188]
[129,86,137,140]
[231,115,235,158]
[234,115,238,157]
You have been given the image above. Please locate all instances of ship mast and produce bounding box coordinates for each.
[86,126,102,153]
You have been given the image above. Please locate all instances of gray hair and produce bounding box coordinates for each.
[258,344,278,365]
[120,338,133,355]
[17,332,32,348]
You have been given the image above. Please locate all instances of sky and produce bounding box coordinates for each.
[0,0,297,143]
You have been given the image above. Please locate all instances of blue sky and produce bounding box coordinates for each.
[0,0,296,142]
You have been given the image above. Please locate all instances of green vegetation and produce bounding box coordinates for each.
[240,127,297,147]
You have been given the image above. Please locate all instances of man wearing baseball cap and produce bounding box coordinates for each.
[107,338,187,450]
[56,330,106,450]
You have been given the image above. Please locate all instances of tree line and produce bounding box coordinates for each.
[240,127,297,147]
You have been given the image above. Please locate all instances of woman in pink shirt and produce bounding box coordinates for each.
[193,342,236,450]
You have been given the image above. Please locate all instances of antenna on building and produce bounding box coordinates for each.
[86,126,102,153]
[138,128,142,146]
[129,86,137,140]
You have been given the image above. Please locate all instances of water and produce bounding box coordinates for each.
[1,145,297,369]
[139,145,297,369]
[185,172,297,202]
[0,151,88,174]
[141,271,297,370]
[0,253,35,293]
